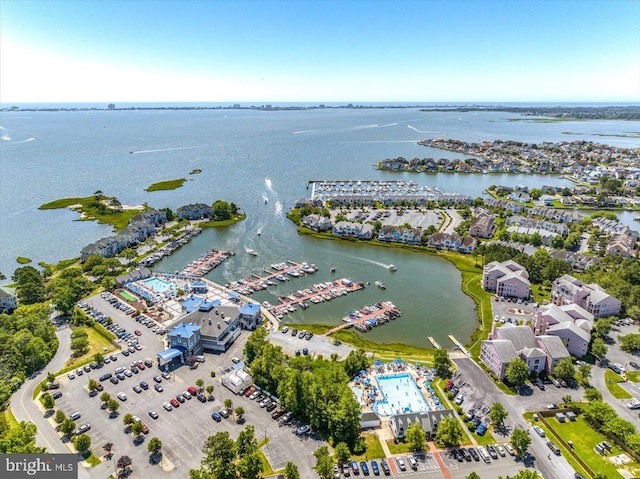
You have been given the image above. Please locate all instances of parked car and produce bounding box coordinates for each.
[219,408,230,418]
[408,454,419,469]
[360,461,369,476]
[211,412,222,422]
[370,460,379,476]
[547,441,561,456]
[133,385,142,393]
[380,460,390,476]
[117,392,127,401]
[182,391,192,400]
[296,424,310,436]
[148,410,159,419]
[396,457,406,471]
[162,402,173,411]
[487,444,498,459]
[504,444,515,456]
[176,394,185,403]
[170,398,180,408]
[154,384,163,392]
[476,424,487,435]
[67,372,75,380]
[533,426,546,437]
[139,381,149,390]
[197,393,206,403]
[75,423,90,435]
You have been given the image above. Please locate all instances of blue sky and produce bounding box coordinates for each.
[1,0,639,103]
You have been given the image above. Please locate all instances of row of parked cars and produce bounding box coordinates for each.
[99,292,137,316]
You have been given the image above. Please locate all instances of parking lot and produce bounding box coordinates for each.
[267,327,354,359]
[49,293,328,479]
[337,208,442,230]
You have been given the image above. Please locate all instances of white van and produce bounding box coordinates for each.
[407,455,417,470]
[477,446,491,463]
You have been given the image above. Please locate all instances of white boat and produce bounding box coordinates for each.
[388,264,397,272]
[375,281,386,290]
[634,216,640,221]
[246,248,258,256]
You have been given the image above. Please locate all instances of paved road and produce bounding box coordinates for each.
[442,210,463,235]
[452,358,576,479]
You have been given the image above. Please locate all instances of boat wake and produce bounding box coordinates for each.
[354,256,392,269]
[262,194,269,204]
[265,177,274,192]
[293,129,324,135]
[274,201,283,217]
[130,146,201,154]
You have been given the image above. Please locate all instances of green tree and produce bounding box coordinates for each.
[131,421,144,437]
[0,421,44,454]
[511,471,541,479]
[591,338,608,360]
[285,462,300,479]
[54,410,66,424]
[238,451,263,479]
[562,394,573,406]
[488,402,508,431]
[466,473,481,479]
[433,348,452,378]
[59,418,76,437]
[88,379,98,393]
[505,358,529,387]
[584,387,602,402]
[244,327,269,364]
[196,431,237,479]
[41,393,55,410]
[313,446,334,479]
[224,398,233,411]
[195,378,204,391]
[206,385,214,398]
[333,442,350,465]
[529,188,543,200]
[510,428,531,456]
[212,200,232,221]
[100,392,111,404]
[148,437,162,455]
[74,433,91,452]
[343,349,370,378]
[434,416,463,448]
[577,364,592,386]
[46,372,56,383]
[123,413,135,426]
[107,399,119,415]
[553,358,575,381]
[93,352,104,364]
[52,286,77,315]
[406,421,427,452]
[235,425,257,457]
[620,333,640,352]
[234,407,244,422]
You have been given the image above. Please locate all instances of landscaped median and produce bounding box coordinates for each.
[525,410,640,479]
[605,369,633,399]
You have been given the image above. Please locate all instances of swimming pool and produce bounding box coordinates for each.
[371,373,430,416]
[144,277,174,293]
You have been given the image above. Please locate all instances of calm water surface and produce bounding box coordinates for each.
[1,109,638,347]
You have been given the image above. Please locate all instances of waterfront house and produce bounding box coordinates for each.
[0,286,17,314]
[551,274,621,318]
[302,214,332,232]
[482,260,531,299]
[176,203,213,220]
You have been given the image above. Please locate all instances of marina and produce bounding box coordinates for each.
[178,249,235,277]
[323,301,401,336]
[225,260,319,296]
[263,278,365,319]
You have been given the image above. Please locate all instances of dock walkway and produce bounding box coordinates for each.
[179,249,234,277]
[323,302,401,336]
[226,260,316,296]
[265,279,365,319]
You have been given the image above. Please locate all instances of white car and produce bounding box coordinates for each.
[626,399,640,410]
[454,394,464,405]
[117,392,127,401]
[504,444,515,456]
[533,425,545,437]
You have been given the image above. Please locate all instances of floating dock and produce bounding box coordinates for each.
[323,302,401,336]
[428,336,441,349]
[265,278,365,319]
[225,260,318,295]
[179,249,234,277]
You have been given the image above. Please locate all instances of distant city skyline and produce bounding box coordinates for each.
[1,0,639,104]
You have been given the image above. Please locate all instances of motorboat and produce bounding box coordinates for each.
[375,281,386,290]
[245,248,258,256]
[388,264,397,272]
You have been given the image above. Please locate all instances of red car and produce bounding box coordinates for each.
[137,362,146,370]
[134,330,142,336]
[170,398,180,408]
[244,387,256,397]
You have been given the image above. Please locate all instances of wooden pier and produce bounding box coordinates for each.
[226,260,316,296]
[323,302,401,336]
[179,250,234,277]
[265,279,365,319]
[448,335,471,357]
[428,336,441,349]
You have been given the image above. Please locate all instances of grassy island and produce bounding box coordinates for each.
[200,212,246,227]
[16,256,32,264]
[189,168,202,175]
[39,193,145,231]
[144,178,187,191]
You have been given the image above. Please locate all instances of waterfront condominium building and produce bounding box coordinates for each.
[551,274,621,319]
[481,260,531,299]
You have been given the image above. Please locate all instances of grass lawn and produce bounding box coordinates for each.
[82,451,101,467]
[39,195,143,231]
[540,415,632,479]
[351,433,386,461]
[386,439,414,455]
[258,437,275,475]
[531,284,551,304]
[2,408,19,429]
[626,371,640,383]
[16,256,32,264]
[144,178,187,192]
[199,213,246,228]
[64,325,118,369]
[604,370,633,399]
[296,324,434,363]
